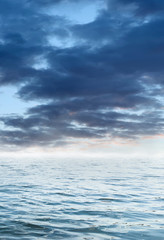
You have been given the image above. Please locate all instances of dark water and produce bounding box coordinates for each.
[0,157,164,240]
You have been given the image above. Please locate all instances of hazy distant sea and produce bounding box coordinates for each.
[0,157,164,239]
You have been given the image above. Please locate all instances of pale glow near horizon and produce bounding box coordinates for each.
[0,135,163,159]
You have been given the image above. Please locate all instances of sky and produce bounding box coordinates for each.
[0,0,164,156]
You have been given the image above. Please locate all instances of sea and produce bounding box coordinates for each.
[0,157,164,240]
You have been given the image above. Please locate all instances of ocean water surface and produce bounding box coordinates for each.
[0,157,164,239]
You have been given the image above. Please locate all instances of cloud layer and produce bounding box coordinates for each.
[0,0,164,148]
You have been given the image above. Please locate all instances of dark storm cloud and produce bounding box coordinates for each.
[112,0,164,15]
[0,0,164,147]
[29,0,83,6]
[1,100,163,146]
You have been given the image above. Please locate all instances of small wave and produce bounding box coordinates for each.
[98,197,124,202]
[69,226,107,234]
[55,192,75,197]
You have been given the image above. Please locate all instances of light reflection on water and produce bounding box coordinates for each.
[0,157,164,239]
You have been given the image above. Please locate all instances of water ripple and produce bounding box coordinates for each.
[0,157,164,239]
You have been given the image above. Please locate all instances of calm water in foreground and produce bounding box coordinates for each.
[0,157,164,240]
